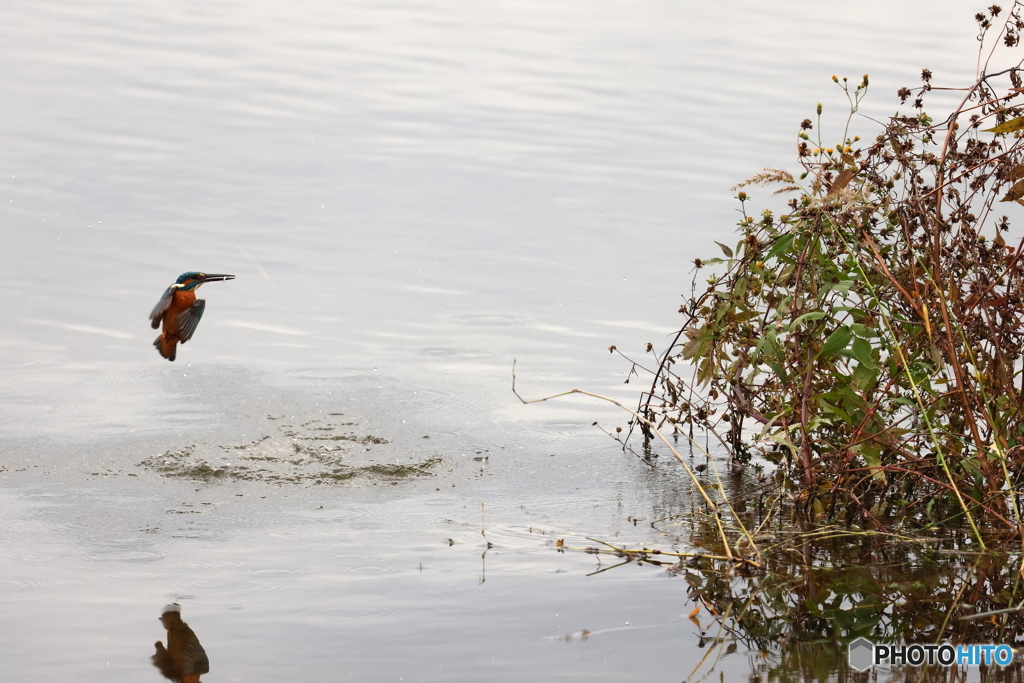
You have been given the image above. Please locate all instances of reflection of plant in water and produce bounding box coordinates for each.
[570,529,1024,682]
[691,461,1024,679]
[703,540,1024,645]
[734,544,1024,682]
[560,448,1024,679]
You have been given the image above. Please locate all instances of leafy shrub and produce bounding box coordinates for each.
[641,4,1024,540]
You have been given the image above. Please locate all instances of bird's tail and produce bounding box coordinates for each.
[153,334,177,362]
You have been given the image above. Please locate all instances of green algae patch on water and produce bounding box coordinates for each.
[364,459,442,477]
[135,412,440,486]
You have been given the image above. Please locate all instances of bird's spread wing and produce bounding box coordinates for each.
[149,286,176,329]
[184,636,210,674]
[177,299,206,343]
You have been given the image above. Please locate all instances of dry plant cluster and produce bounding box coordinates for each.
[635,3,1024,545]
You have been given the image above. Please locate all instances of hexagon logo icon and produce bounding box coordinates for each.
[848,637,875,671]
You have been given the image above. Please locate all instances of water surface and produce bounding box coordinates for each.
[0,1,990,680]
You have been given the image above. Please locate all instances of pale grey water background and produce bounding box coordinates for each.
[0,1,985,680]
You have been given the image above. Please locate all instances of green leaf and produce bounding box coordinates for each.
[819,325,853,357]
[757,331,778,362]
[769,362,788,384]
[753,336,771,359]
[984,117,1024,134]
[861,442,887,482]
[834,386,868,415]
[852,363,877,392]
[790,311,827,329]
[828,279,856,295]
[849,323,877,338]
[680,334,711,360]
[765,234,795,260]
[819,399,854,424]
[714,241,734,258]
[834,610,855,630]
[696,358,714,386]
[851,337,875,368]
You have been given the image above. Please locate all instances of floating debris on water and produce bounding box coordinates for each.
[136,413,441,485]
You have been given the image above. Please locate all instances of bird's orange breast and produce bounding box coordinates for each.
[163,289,196,332]
[169,288,197,313]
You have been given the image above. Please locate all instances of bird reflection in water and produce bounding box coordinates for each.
[151,604,210,683]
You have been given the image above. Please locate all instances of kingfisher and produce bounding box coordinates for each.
[150,272,235,361]
[152,604,210,682]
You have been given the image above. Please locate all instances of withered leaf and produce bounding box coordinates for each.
[999,178,1024,202]
[1007,164,1024,181]
[827,169,856,196]
[984,117,1024,134]
[680,336,706,360]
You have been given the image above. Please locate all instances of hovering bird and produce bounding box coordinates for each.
[150,271,235,361]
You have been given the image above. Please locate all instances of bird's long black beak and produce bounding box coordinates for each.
[199,273,235,282]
